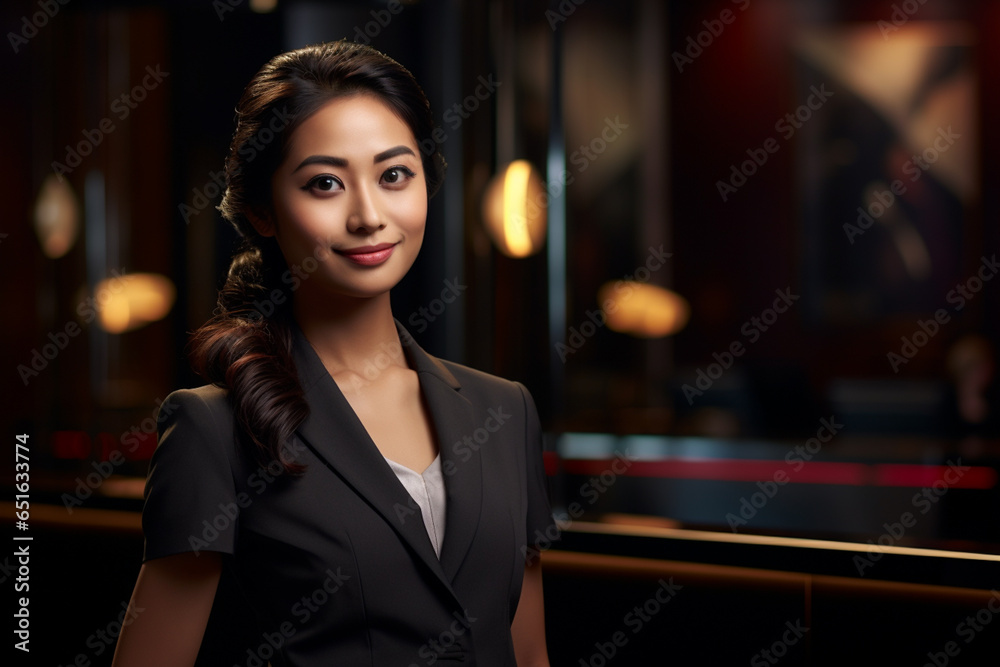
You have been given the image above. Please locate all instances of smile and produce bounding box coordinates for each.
[335,242,397,266]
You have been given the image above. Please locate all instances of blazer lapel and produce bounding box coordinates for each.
[289,320,485,590]
[290,323,450,590]
[396,322,484,582]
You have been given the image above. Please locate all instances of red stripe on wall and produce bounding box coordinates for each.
[556,457,997,489]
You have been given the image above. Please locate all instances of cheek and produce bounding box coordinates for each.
[408,208,427,238]
[273,203,333,263]
[393,191,428,235]
[279,197,329,236]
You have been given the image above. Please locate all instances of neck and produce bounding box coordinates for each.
[293,291,408,377]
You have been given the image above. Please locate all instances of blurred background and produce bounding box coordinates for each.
[3,0,1000,664]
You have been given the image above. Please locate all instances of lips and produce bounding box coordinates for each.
[336,242,397,266]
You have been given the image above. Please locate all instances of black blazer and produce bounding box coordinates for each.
[142,320,556,667]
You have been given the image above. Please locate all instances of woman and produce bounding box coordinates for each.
[113,41,555,667]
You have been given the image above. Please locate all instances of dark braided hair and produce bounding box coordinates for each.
[189,41,446,474]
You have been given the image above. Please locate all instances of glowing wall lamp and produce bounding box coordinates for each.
[598,281,690,338]
[249,0,277,12]
[482,160,547,258]
[33,174,80,259]
[94,272,176,334]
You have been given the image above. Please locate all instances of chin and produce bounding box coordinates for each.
[330,276,408,300]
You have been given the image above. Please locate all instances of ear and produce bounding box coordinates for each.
[246,207,276,238]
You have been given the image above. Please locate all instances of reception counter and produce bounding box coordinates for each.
[8,426,1000,665]
[8,498,1000,666]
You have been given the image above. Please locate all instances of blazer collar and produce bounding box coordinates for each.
[290,319,484,591]
[395,322,461,389]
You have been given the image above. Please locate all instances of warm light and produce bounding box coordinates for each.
[568,520,1000,562]
[598,281,689,338]
[482,160,547,258]
[33,174,79,258]
[249,0,277,12]
[95,273,175,333]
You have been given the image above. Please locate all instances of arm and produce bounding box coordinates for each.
[112,552,222,667]
[511,556,550,667]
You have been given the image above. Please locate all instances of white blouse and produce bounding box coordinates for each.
[382,454,447,558]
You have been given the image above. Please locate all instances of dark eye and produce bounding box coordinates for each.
[381,166,416,187]
[304,175,343,194]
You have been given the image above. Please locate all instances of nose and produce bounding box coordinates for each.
[346,182,385,234]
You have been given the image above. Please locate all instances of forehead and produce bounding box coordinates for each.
[284,94,418,158]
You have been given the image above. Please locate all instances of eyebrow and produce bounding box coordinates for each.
[292,146,416,173]
[292,155,347,173]
[373,145,416,163]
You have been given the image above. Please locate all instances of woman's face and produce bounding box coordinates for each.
[264,94,427,302]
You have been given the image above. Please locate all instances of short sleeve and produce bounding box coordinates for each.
[516,382,559,550]
[142,388,240,562]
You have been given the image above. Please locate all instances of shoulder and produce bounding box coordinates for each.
[435,358,536,412]
[438,358,521,391]
[154,384,235,446]
[158,384,231,418]
[398,318,533,405]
